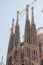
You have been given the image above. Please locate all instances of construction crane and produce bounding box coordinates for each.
[16,0,37,21]
[19,1,43,33]
[11,0,37,31]
[14,0,38,22]
[19,0,37,14]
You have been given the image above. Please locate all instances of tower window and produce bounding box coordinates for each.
[22,64,24,65]
[34,50,35,55]
[32,51,33,60]
[27,47,28,56]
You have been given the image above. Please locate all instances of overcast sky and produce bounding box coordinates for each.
[0,0,43,64]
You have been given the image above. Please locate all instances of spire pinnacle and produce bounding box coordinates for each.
[16,11,19,25]
[31,7,34,25]
[26,4,29,20]
[24,5,30,43]
[10,19,14,34]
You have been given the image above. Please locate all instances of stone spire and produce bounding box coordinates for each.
[11,19,14,34]
[16,11,19,25]
[6,19,14,65]
[15,11,20,45]
[8,19,14,53]
[24,4,30,43]
[30,7,37,45]
[14,11,21,65]
[26,5,29,20]
[31,7,34,25]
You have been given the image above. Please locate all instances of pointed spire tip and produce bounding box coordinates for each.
[17,11,19,14]
[26,4,29,7]
[12,19,15,22]
[31,6,34,15]
[31,6,34,25]
[31,7,34,10]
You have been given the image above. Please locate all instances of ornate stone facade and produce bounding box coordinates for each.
[6,5,41,65]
